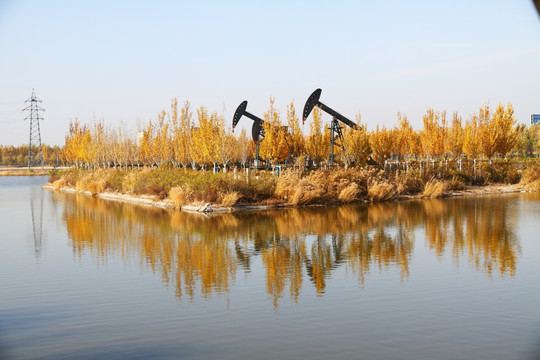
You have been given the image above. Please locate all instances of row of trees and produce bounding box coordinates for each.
[61,98,539,170]
[0,144,62,166]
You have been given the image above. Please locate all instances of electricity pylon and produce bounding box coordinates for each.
[23,89,45,169]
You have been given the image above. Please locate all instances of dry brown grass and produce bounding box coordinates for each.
[275,170,302,201]
[87,179,107,195]
[393,171,424,195]
[338,182,360,203]
[122,170,140,193]
[422,179,447,198]
[52,178,68,189]
[72,170,103,192]
[168,185,193,208]
[0,170,50,176]
[275,167,377,205]
[367,181,396,201]
[220,191,242,206]
[520,161,540,190]
[75,178,89,191]
[290,178,324,205]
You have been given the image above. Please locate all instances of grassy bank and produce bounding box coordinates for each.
[1,169,52,176]
[47,160,540,208]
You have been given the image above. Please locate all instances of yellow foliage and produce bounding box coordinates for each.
[259,98,290,164]
[445,112,464,158]
[342,113,370,166]
[370,125,394,163]
[420,108,446,158]
[305,107,330,163]
[58,97,523,171]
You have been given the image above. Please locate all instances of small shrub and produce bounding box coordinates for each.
[169,185,193,208]
[521,161,540,190]
[121,171,138,193]
[105,169,126,191]
[87,179,107,195]
[394,170,423,195]
[147,183,168,199]
[447,176,466,191]
[448,170,473,186]
[48,170,60,183]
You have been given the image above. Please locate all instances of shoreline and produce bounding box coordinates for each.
[0,166,69,176]
[43,182,532,214]
[43,184,286,213]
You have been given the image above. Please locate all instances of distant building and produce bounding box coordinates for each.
[532,114,540,125]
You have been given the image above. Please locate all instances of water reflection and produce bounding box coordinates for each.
[54,192,520,307]
[30,187,45,260]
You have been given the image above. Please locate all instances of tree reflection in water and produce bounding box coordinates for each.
[55,192,520,307]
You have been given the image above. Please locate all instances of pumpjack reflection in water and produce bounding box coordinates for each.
[53,191,520,308]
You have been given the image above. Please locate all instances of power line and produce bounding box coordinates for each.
[0,101,23,105]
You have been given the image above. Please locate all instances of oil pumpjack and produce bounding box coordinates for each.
[232,100,265,168]
[302,88,358,168]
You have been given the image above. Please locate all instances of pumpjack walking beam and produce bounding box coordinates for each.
[302,88,358,169]
[232,100,265,166]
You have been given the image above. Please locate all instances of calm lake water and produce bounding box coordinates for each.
[1,176,540,360]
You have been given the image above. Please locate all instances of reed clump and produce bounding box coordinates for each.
[367,181,396,201]
[220,191,242,207]
[338,182,360,203]
[289,178,324,205]
[422,179,447,198]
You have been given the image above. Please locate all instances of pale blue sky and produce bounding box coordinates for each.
[0,0,539,145]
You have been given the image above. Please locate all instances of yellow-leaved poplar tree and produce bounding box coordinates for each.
[305,107,330,164]
[492,103,517,158]
[286,102,304,161]
[260,98,290,164]
[369,125,394,163]
[463,115,479,159]
[420,108,446,159]
[445,112,464,159]
[342,113,370,166]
